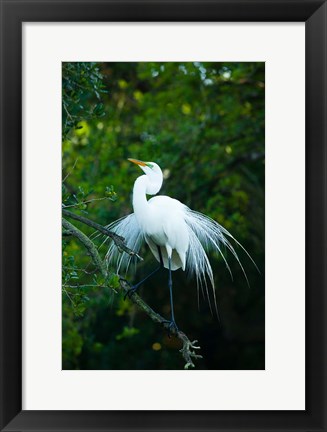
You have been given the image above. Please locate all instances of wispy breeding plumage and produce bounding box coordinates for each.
[106,159,256,331]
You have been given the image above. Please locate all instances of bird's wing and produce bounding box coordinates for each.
[145,236,184,271]
[147,195,188,271]
[148,195,185,210]
[105,213,144,275]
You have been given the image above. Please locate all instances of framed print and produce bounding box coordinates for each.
[0,0,326,431]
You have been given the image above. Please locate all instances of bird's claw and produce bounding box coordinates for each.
[162,319,179,338]
[119,277,134,300]
[119,276,131,286]
[123,286,138,301]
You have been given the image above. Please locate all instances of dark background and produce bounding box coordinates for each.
[62,62,265,370]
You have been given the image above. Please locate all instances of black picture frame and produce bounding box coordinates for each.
[1,1,326,431]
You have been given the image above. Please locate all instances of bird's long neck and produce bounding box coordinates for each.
[132,175,150,226]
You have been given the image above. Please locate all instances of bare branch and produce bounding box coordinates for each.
[62,218,107,277]
[62,208,143,260]
[62,196,111,209]
[178,336,203,369]
[62,158,78,183]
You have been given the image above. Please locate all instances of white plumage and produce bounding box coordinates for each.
[106,159,254,317]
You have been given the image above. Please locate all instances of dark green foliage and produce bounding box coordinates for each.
[62,62,265,370]
[62,62,106,139]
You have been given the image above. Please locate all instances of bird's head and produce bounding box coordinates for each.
[128,158,163,195]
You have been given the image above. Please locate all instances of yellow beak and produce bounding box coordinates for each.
[128,158,147,167]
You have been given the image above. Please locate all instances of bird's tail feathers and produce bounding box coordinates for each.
[184,209,257,315]
[185,229,218,317]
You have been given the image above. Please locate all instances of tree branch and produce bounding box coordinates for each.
[62,217,202,369]
[62,208,143,261]
[62,218,107,276]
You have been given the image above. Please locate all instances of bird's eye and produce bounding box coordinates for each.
[146,163,154,169]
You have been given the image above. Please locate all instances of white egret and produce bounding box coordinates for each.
[106,159,255,333]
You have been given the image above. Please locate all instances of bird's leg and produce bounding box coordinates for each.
[124,267,160,299]
[162,257,178,337]
[124,247,164,300]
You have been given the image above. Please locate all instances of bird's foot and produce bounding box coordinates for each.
[162,319,179,338]
[119,276,131,287]
[123,285,139,300]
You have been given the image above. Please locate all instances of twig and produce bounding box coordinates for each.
[63,266,96,275]
[63,284,109,289]
[62,158,78,183]
[62,286,76,307]
[62,218,202,368]
[62,209,143,260]
[62,100,74,121]
[62,196,110,208]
